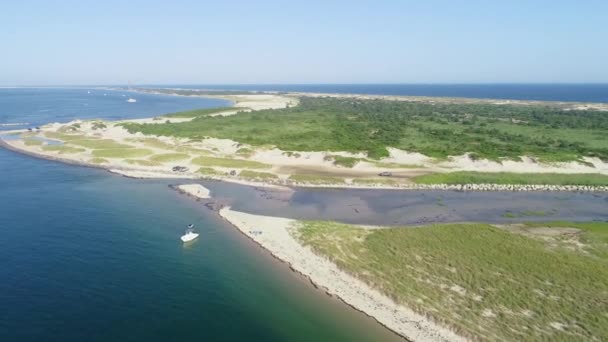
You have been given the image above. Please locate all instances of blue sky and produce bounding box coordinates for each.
[1,0,607,85]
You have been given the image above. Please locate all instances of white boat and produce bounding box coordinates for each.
[181,224,199,242]
[127,98,137,103]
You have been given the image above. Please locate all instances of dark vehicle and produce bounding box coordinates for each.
[172,166,189,172]
[378,171,392,177]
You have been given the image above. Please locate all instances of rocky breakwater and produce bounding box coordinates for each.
[402,183,608,192]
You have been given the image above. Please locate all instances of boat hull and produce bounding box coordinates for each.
[181,233,199,242]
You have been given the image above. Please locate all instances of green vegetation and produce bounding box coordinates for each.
[294,221,608,341]
[282,151,302,158]
[236,147,254,157]
[330,155,361,168]
[372,161,424,169]
[148,153,190,163]
[126,137,176,150]
[121,97,608,161]
[197,167,223,176]
[88,157,109,164]
[44,132,86,141]
[192,156,270,169]
[91,121,107,130]
[414,171,608,186]
[352,178,398,185]
[92,148,153,158]
[69,139,130,149]
[163,107,245,118]
[41,145,86,154]
[125,159,161,167]
[288,174,344,185]
[23,138,43,146]
[238,170,278,180]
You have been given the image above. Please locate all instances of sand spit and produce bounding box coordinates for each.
[219,207,467,342]
[176,184,210,199]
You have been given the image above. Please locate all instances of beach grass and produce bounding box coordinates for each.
[44,132,87,141]
[239,170,278,180]
[92,148,153,158]
[192,156,270,169]
[288,174,345,185]
[69,139,131,149]
[126,137,177,150]
[372,161,425,169]
[125,159,162,167]
[148,153,190,163]
[331,155,362,168]
[88,157,109,164]
[352,177,399,186]
[414,171,608,186]
[163,107,245,118]
[41,145,86,154]
[197,167,223,176]
[23,138,43,146]
[294,220,608,341]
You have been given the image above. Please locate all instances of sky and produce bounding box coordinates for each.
[1,0,607,85]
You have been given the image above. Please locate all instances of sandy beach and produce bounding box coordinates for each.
[218,207,467,342]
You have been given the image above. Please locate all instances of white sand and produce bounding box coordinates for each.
[177,184,210,199]
[219,208,467,342]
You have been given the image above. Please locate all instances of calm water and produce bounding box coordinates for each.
[0,89,402,342]
[0,88,229,127]
[154,83,608,103]
[1,88,605,341]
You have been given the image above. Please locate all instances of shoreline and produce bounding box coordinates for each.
[216,207,467,342]
[1,89,607,193]
[126,86,608,111]
[2,138,607,193]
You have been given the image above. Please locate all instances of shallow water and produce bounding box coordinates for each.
[201,180,608,225]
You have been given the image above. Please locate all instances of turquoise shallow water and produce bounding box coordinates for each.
[0,89,402,342]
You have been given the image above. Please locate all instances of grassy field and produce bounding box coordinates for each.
[23,138,43,146]
[69,139,131,149]
[294,221,608,341]
[88,157,109,164]
[41,145,86,154]
[288,174,345,185]
[192,156,270,169]
[125,159,162,167]
[197,167,223,176]
[414,171,608,186]
[352,177,399,185]
[126,137,177,150]
[163,107,245,118]
[121,97,608,161]
[330,155,362,168]
[238,170,278,180]
[148,153,190,163]
[92,148,153,158]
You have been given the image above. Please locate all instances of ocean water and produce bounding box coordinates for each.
[0,89,402,342]
[1,88,606,342]
[0,88,229,127]
[154,83,608,103]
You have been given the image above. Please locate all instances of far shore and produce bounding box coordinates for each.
[1,90,607,192]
